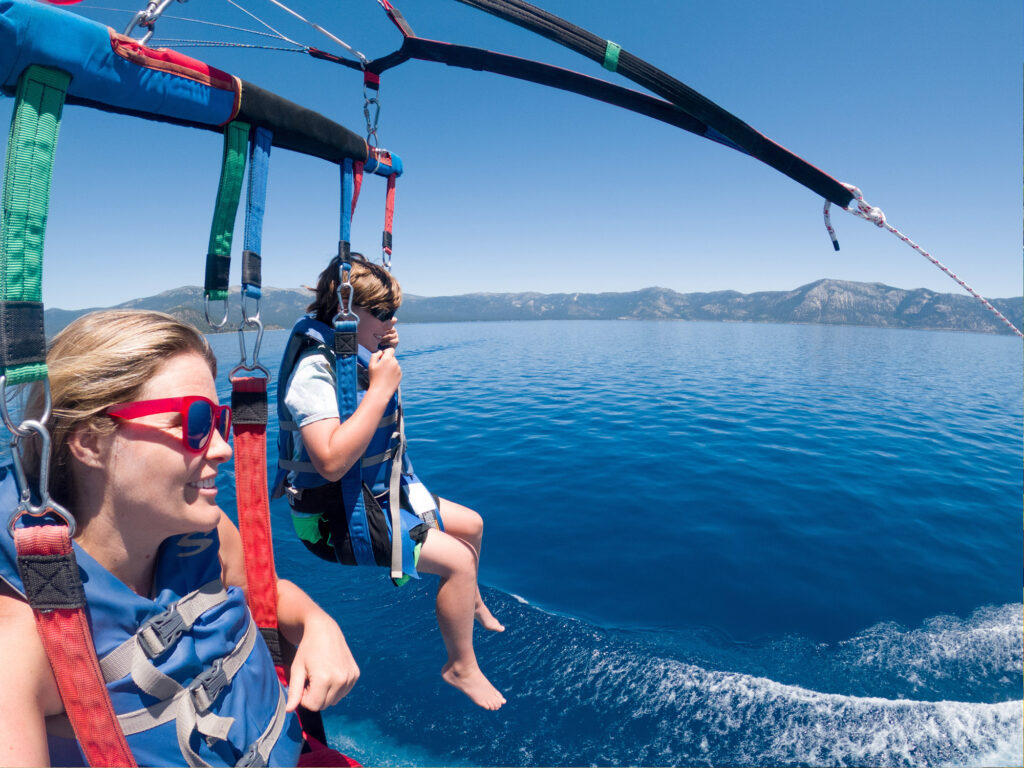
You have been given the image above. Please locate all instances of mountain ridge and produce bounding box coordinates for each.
[43,279,1024,337]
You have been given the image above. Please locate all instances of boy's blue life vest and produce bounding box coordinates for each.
[0,466,302,767]
[273,316,440,581]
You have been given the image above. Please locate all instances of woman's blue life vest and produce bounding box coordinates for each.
[272,316,441,582]
[0,466,303,768]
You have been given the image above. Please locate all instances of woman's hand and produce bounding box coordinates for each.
[367,347,402,397]
[285,608,360,712]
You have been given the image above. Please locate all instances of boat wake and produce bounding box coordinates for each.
[322,586,1022,767]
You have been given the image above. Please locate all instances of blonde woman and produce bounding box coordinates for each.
[276,254,505,710]
[0,310,358,766]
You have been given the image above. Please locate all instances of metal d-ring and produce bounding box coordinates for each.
[0,375,50,437]
[241,292,262,325]
[204,294,230,329]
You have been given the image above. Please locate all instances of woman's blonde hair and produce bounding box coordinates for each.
[308,253,402,324]
[22,309,216,510]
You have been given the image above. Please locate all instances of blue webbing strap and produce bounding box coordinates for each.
[242,127,272,301]
[333,158,374,566]
[340,157,354,248]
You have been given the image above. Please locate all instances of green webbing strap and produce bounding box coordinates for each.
[602,40,621,73]
[0,65,70,385]
[204,121,250,304]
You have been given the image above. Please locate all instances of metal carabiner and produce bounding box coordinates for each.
[204,294,230,330]
[123,0,185,45]
[334,284,359,323]
[228,317,271,380]
[7,420,76,537]
[0,375,50,437]
[333,262,359,323]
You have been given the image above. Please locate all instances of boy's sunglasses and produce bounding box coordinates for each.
[362,306,396,323]
[107,396,232,454]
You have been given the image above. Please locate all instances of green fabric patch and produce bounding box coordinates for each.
[291,510,326,545]
[602,41,621,72]
[391,541,422,588]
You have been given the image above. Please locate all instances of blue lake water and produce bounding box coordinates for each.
[121,320,1024,764]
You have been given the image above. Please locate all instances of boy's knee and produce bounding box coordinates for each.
[451,538,477,572]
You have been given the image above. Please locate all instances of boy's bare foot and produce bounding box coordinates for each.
[475,600,505,632]
[441,662,506,710]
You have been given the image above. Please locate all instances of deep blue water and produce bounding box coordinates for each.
[213,321,1018,765]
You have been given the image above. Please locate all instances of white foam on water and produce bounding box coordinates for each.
[578,651,1022,766]
[533,601,1023,766]
[836,603,1023,693]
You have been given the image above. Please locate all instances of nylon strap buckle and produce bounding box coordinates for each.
[236,741,268,768]
[189,658,229,714]
[138,608,186,659]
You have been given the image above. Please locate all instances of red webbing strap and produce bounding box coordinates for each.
[352,160,365,220]
[231,376,349,761]
[376,0,415,38]
[14,525,137,767]
[230,375,279,633]
[383,172,396,257]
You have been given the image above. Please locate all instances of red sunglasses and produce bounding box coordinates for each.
[107,396,232,454]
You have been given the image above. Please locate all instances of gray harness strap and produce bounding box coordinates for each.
[279,457,319,473]
[100,579,228,683]
[387,396,407,581]
[176,634,287,767]
[115,617,276,765]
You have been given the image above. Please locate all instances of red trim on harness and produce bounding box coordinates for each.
[108,31,238,91]
[383,173,396,255]
[230,376,279,632]
[108,30,242,124]
[14,525,137,767]
[363,71,381,90]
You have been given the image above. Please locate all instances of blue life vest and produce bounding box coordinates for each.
[0,466,302,767]
[273,316,440,578]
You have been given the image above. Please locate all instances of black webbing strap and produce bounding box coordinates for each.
[451,0,854,207]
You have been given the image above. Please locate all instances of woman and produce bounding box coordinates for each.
[0,310,358,766]
[277,254,505,710]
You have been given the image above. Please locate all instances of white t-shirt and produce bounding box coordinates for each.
[282,348,339,484]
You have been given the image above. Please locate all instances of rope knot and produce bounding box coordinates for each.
[860,203,886,227]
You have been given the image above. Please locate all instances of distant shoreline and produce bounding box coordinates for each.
[43,279,1024,338]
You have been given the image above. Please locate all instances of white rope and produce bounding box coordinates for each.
[222,0,303,48]
[824,184,1023,339]
[258,0,369,66]
[153,15,298,42]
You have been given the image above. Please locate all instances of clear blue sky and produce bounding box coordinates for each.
[2,0,1021,310]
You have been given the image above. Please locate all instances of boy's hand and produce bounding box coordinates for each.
[368,347,402,396]
[376,325,399,350]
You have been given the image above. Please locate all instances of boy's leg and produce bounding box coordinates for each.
[416,529,506,710]
[435,497,504,632]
